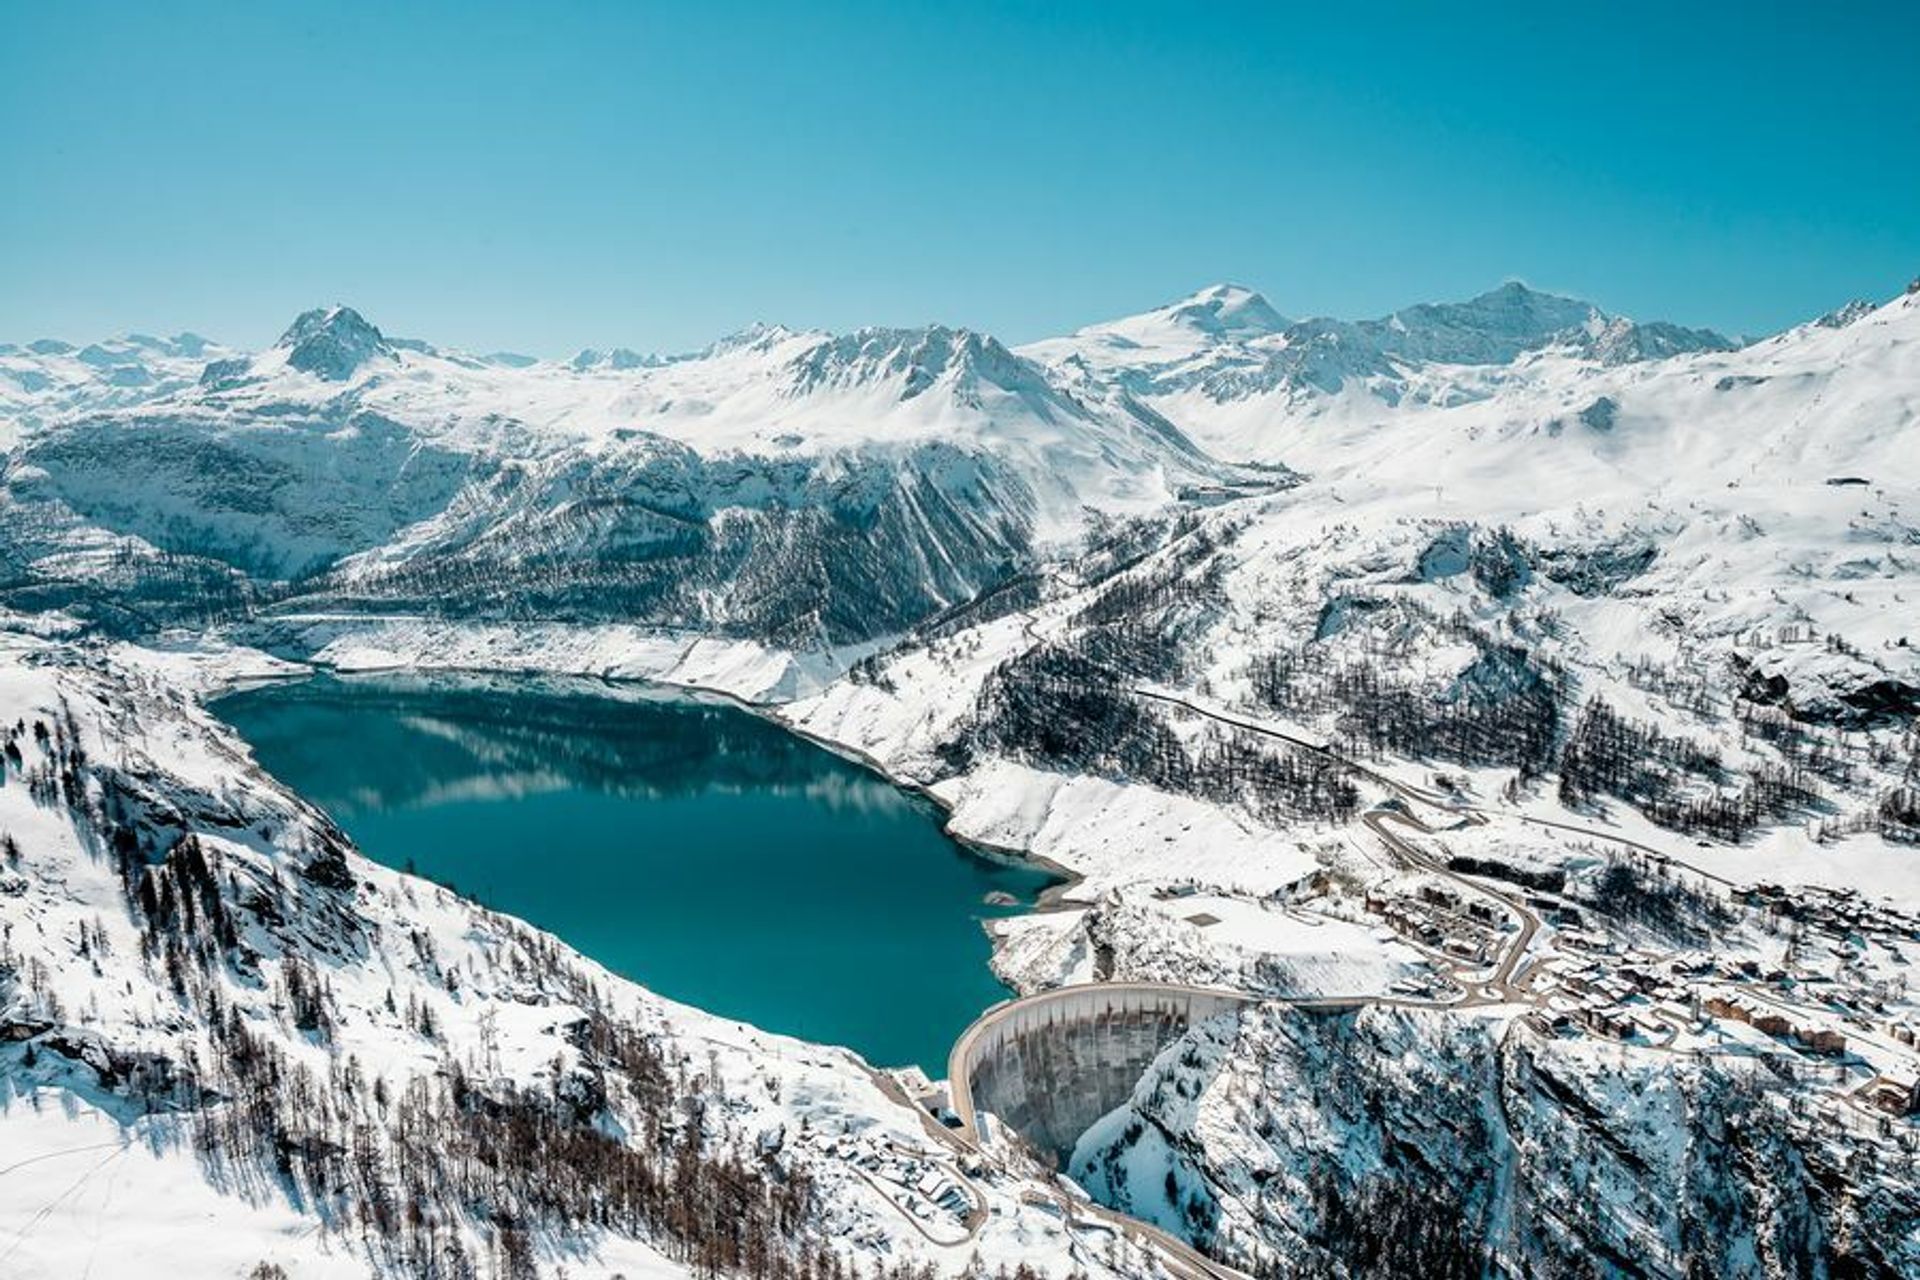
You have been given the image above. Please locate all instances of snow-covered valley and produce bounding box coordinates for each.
[3,276,1920,1277]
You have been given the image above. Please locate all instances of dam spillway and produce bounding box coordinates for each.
[948,983,1257,1167]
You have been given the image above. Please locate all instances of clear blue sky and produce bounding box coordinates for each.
[5,1,1916,354]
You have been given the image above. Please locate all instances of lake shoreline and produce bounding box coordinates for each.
[206,660,1064,1072]
[207,652,1088,910]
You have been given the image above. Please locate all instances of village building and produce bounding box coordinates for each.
[1865,1072,1919,1117]
[1797,1026,1848,1057]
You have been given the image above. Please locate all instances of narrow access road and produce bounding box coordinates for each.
[1363,808,1542,1004]
[1134,684,1743,906]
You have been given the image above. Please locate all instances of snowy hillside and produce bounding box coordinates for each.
[795,287,1920,902]
[0,638,1164,1279]
[1073,1002,1920,1275]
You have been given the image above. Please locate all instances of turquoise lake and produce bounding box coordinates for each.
[212,674,1052,1073]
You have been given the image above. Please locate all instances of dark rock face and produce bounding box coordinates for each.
[1741,667,1793,708]
[1535,539,1658,596]
[1579,395,1618,432]
[1841,679,1920,725]
[1469,527,1533,599]
[198,356,251,389]
[1740,664,1918,729]
[278,306,394,381]
[300,841,355,890]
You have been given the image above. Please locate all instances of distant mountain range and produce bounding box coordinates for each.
[1,279,1747,440]
[1026,278,1736,395]
[1,276,1913,652]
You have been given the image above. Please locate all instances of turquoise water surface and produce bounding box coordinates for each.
[212,674,1051,1073]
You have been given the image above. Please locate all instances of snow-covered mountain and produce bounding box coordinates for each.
[4,276,1915,774]
[0,329,233,438]
[171,302,1225,515]
[1071,1001,1920,1275]
[3,303,1258,645]
[1021,280,1741,460]
[4,275,1920,1278]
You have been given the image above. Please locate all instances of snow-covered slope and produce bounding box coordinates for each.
[0,638,1151,1278]
[1072,1003,1920,1275]
[166,304,1227,535]
[1022,280,1741,461]
[3,305,1259,645]
[785,280,1920,1004]
[0,330,233,441]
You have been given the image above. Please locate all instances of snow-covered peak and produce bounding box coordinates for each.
[275,304,396,380]
[1019,278,1747,458]
[1360,281,1735,367]
[692,320,804,360]
[3,331,222,371]
[783,324,1049,402]
[565,324,806,372]
[1160,282,1290,339]
[1584,314,1740,363]
[1022,283,1290,373]
[1423,278,1590,323]
[1372,281,1732,366]
[96,331,216,359]
[1182,270,1920,485]
[570,346,663,372]
[1376,280,1600,361]
[1813,298,1877,330]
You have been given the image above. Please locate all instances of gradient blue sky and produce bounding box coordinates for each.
[5,1,1917,354]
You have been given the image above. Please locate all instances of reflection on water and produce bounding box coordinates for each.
[213,673,1052,1072]
[236,674,924,816]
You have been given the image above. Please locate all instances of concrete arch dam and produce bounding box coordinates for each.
[947,983,1264,1167]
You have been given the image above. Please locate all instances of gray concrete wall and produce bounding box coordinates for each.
[951,985,1253,1166]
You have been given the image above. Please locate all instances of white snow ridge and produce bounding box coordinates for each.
[2,276,1920,1278]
